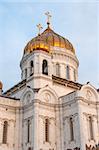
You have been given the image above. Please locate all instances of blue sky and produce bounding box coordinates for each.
[0,1,99,91]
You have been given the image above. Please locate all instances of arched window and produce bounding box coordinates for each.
[2,121,8,144]
[25,68,27,79]
[56,63,60,77]
[27,120,30,143]
[66,65,70,80]
[89,116,94,140]
[45,118,49,142]
[70,118,74,141]
[30,61,34,76]
[21,70,23,79]
[42,60,48,75]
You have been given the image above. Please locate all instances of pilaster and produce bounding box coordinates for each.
[77,100,85,150]
[33,102,39,150]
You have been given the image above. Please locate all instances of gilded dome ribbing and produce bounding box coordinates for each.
[0,81,3,89]
[24,27,75,54]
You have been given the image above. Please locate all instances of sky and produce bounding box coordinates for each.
[0,1,99,91]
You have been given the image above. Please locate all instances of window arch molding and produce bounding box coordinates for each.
[25,68,27,79]
[2,120,8,144]
[27,119,31,143]
[69,117,74,141]
[42,59,48,75]
[45,118,50,142]
[89,116,94,140]
[66,65,70,80]
[56,63,60,77]
[30,60,34,76]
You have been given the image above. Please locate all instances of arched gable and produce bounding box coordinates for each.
[38,85,58,104]
[20,87,34,105]
[80,84,99,102]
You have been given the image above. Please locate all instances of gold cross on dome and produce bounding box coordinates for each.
[37,23,43,35]
[45,11,52,27]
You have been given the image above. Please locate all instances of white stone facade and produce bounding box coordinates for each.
[0,25,99,150]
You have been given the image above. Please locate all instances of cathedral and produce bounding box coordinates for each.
[0,12,99,150]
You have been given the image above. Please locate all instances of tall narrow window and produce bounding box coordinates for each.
[30,61,34,76]
[74,69,76,81]
[28,147,31,150]
[70,118,74,141]
[42,60,48,75]
[45,118,49,142]
[27,120,30,143]
[2,121,8,144]
[21,70,23,79]
[56,63,60,77]
[89,116,94,140]
[66,65,70,80]
[25,68,27,79]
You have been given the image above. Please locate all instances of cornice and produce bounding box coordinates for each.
[20,49,51,66]
[0,95,19,100]
[0,95,98,112]
[27,74,52,83]
[51,49,79,66]
[52,75,82,90]
[3,79,26,96]
[76,97,99,106]
[61,96,99,108]
[0,103,20,110]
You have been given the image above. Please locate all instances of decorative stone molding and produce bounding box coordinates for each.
[39,115,55,123]
[23,116,33,123]
[63,113,78,124]
[52,76,81,90]
[38,85,58,104]
[20,87,34,105]
[83,113,97,121]
[85,144,98,150]
[80,85,99,102]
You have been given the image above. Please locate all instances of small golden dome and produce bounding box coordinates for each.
[0,81,3,89]
[24,27,75,54]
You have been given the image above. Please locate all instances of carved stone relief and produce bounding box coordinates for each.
[23,91,33,106]
[86,90,92,100]
[44,93,51,103]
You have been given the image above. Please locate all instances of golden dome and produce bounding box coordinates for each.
[24,27,75,54]
[0,81,3,89]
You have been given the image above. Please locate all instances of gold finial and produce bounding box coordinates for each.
[37,23,43,36]
[45,11,52,27]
